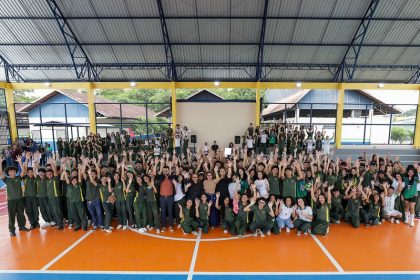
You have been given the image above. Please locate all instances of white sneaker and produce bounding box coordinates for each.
[41,222,51,229]
[104,229,112,233]
[336,220,341,224]
[326,227,330,235]
[395,220,400,224]
[146,225,151,230]
[286,227,290,233]
[68,224,73,229]
[260,233,265,237]
[390,218,395,224]
[223,229,228,234]
[177,224,181,229]
[266,231,271,236]
[304,232,308,236]
[138,228,145,233]
[192,231,198,236]
[410,220,415,227]
[109,226,114,230]
[156,229,161,234]
[404,218,409,224]
[50,222,56,226]
[117,225,122,230]
[297,231,301,236]
[122,226,127,231]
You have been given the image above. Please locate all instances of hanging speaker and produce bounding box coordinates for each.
[191,135,197,144]
[234,136,241,144]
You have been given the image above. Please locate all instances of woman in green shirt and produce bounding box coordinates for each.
[63,171,87,231]
[215,192,236,235]
[310,185,332,235]
[403,168,418,227]
[96,176,114,233]
[195,194,211,234]
[179,199,199,235]
[134,175,148,233]
[113,172,127,230]
[144,175,160,233]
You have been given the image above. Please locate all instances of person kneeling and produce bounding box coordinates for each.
[179,199,199,235]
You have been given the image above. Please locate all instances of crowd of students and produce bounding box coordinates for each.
[1,123,419,238]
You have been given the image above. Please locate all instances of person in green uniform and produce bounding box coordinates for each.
[0,156,29,237]
[113,172,127,230]
[245,197,275,237]
[215,192,236,235]
[267,165,281,197]
[330,188,344,224]
[280,162,303,201]
[63,170,87,231]
[195,194,211,234]
[343,180,368,228]
[123,171,136,228]
[235,193,250,237]
[134,175,147,233]
[45,160,64,230]
[82,159,103,230]
[310,185,332,235]
[35,166,53,228]
[94,176,113,233]
[365,190,381,226]
[23,163,40,229]
[144,174,160,233]
[403,168,418,227]
[179,198,199,235]
[267,195,280,234]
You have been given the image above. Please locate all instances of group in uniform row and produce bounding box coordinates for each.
[1,126,419,237]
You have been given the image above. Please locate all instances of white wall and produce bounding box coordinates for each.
[176,102,256,148]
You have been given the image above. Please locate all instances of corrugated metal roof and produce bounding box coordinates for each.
[0,0,419,82]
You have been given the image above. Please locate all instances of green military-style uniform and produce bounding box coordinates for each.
[65,180,74,225]
[68,183,87,230]
[114,181,127,226]
[222,205,236,235]
[23,176,39,228]
[268,174,280,196]
[180,206,198,233]
[134,184,147,229]
[326,174,337,187]
[99,183,113,230]
[344,197,362,228]
[235,203,249,235]
[197,202,209,233]
[124,180,136,227]
[146,185,160,228]
[5,177,26,233]
[282,176,297,199]
[312,203,331,235]
[266,203,280,234]
[46,176,63,227]
[36,178,52,223]
[367,200,381,225]
[330,194,344,223]
[249,204,272,234]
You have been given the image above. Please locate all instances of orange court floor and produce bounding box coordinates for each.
[0,208,419,280]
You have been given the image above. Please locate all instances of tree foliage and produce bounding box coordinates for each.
[13,90,37,103]
[390,126,414,144]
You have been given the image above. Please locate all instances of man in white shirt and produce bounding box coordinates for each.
[382,182,402,223]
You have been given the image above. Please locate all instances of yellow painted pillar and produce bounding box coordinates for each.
[87,83,97,134]
[414,87,420,149]
[5,83,18,142]
[171,81,177,135]
[256,81,261,126]
[335,84,345,149]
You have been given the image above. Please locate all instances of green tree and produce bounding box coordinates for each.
[13,90,36,103]
[390,127,407,144]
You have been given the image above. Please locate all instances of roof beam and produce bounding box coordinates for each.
[2,16,420,21]
[256,0,270,81]
[45,0,98,81]
[407,69,420,84]
[334,0,381,82]
[2,42,419,47]
[156,0,177,81]
[0,54,25,82]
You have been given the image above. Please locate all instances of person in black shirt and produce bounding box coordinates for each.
[186,173,204,201]
[211,141,219,153]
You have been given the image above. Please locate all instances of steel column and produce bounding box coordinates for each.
[256,0,269,81]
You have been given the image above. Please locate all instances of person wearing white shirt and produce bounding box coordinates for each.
[275,197,294,232]
[254,171,269,198]
[202,142,209,156]
[292,198,313,235]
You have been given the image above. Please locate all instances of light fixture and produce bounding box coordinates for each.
[378,83,384,88]
[214,81,220,86]
[130,82,136,87]
[44,82,51,87]
[296,82,302,88]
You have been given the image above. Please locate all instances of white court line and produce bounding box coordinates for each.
[311,234,344,272]
[0,270,419,275]
[0,205,7,210]
[129,228,252,242]
[187,229,202,280]
[40,230,94,271]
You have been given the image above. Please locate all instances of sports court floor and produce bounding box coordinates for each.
[0,187,419,280]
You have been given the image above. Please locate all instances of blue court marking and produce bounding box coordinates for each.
[1,273,420,280]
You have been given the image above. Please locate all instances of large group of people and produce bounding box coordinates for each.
[1,122,419,238]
